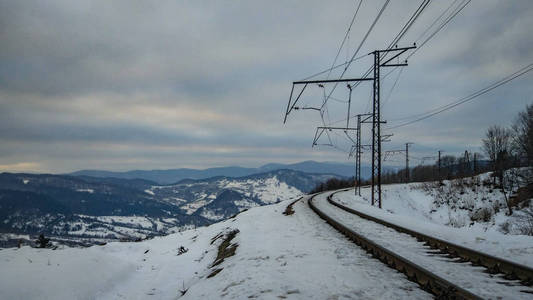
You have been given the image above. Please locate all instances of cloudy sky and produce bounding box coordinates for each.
[1,0,532,173]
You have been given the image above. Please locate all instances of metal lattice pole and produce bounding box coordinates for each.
[356,115,361,196]
[371,51,381,208]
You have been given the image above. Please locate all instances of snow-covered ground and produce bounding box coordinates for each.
[333,177,533,267]
[315,191,533,299]
[0,196,431,299]
[4,173,530,299]
[148,174,303,217]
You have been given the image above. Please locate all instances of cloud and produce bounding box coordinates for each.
[0,0,532,172]
[0,162,44,173]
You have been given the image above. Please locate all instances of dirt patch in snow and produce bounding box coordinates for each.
[207,228,239,278]
[283,197,302,216]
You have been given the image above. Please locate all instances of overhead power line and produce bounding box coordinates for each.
[321,0,391,111]
[386,0,432,50]
[407,0,471,59]
[415,0,461,43]
[301,55,369,81]
[326,0,364,80]
[304,0,431,83]
[351,0,432,109]
[386,62,533,130]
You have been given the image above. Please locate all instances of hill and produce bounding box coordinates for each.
[0,169,334,247]
[68,160,362,184]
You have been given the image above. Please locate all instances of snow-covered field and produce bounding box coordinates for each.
[333,177,533,267]
[0,196,431,300]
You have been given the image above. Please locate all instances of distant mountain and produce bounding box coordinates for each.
[0,172,206,246]
[258,161,364,178]
[69,166,259,185]
[0,169,333,247]
[69,161,362,184]
[149,169,335,221]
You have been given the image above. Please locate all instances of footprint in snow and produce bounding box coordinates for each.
[146,288,156,295]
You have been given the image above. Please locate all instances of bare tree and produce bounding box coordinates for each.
[483,125,513,214]
[483,125,512,184]
[512,103,533,168]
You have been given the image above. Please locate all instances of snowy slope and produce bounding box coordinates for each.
[0,196,431,300]
[146,170,331,221]
[333,175,533,267]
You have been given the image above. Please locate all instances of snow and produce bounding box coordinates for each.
[333,180,533,268]
[217,176,303,204]
[22,179,29,184]
[199,210,226,221]
[0,246,136,299]
[316,191,533,299]
[0,196,430,299]
[144,189,155,196]
[0,233,30,241]
[48,215,186,241]
[250,177,302,204]
[233,198,259,210]
[161,196,188,206]
[93,216,154,229]
[76,188,94,193]
[4,173,528,299]
[180,200,211,215]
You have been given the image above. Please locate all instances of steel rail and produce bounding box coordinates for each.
[326,189,533,286]
[308,192,481,299]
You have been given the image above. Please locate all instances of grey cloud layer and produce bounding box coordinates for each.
[1,0,532,172]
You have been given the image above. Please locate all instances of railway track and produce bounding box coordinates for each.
[308,189,533,299]
[327,189,533,285]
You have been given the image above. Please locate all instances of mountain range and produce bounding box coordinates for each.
[0,169,336,247]
[69,160,365,184]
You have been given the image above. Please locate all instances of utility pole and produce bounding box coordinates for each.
[347,84,352,128]
[372,50,380,207]
[438,150,442,184]
[355,114,372,196]
[370,45,416,208]
[383,142,413,183]
[356,114,361,195]
[405,142,413,182]
[473,152,477,174]
[284,45,415,209]
[464,150,470,176]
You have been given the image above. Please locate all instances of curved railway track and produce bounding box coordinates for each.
[308,189,533,299]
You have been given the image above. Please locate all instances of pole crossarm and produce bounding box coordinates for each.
[317,126,359,130]
[312,126,358,147]
[312,127,356,147]
[293,78,374,85]
[357,113,373,124]
[384,149,405,161]
[385,149,405,154]
[375,45,416,67]
[284,77,374,124]
[382,63,408,67]
[376,45,417,53]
